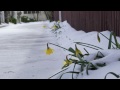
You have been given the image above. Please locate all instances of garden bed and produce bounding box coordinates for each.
[44,20,120,79]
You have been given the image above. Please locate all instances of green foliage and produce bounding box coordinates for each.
[96,63,106,67]
[86,63,97,75]
[97,33,101,43]
[108,31,113,49]
[68,47,75,53]
[51,21,61,31]
[21,16,29,23]
[99,31,120,49]
[29,18,36,22]
[104,72,120,79]
[21,16,36,23]
[9,17,17,24]
[59,71,79,79]
[94,51,104,60]
[48,31,120,79]
[75,42,103,50]
[47,43,98,79]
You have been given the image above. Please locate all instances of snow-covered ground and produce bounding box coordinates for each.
[0,23,9,28]
[0,21,120,79]
[44,21,120,79]
[0,21,65,79]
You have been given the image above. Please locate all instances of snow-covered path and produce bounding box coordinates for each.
[0,22,64,79]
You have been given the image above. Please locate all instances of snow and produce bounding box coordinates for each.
[0,21,65,79]
[0,20,120,79]
[45,21,120,79]
[0,23,9,28]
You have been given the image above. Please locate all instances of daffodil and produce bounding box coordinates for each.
[63,60,72,66]
[52,25,57,30]
[75,44,82,56]
[63,56,72,67]
[45,43,54,55]
[43,25,47,28]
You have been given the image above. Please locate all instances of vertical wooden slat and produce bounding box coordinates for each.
[116,11,120,36]
[53,11,59,21]
[114,11,116,34]
[71,11,80,30]
[79,11,86,31]
[53,11,120,36]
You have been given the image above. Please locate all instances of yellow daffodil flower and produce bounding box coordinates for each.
[63,56,72,66]
[45,43,54,55]
[63,60,72,66]
[75,44,82,56]
[52,25,57,30]
[43,25,47,28]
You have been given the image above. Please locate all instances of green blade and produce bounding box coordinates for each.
[104,72,120,79]
[75,42,103,50]
[68,47,75,53]
[108,31,113,49]
[97,33,101,43]
[59,71,79,79]
[86,63,91,75]
[113,32,120,49]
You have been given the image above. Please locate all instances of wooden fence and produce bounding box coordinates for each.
[53,11,120,36]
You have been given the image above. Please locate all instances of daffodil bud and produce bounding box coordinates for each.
[75,44,82,56]
[45,43,54,55]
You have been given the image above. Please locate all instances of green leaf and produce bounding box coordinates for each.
[84,48,89,55]
[96,63,106,67]
[62,65,68,69]
[48,68,69,79]
[72,63,77,79]
[97,33,101,43]
[48,43,68,51]
[69,54,76,57]
[77,54,83,61]
[108,31,113,49]
[75,42,103,50]
[94,51,104,60]
[68,47,75,53]
[80,63,85,72]
[69,59,78,63]
[113,33,119,48]
[99,32,116,47]
[89,63,97,70]
[86,63,97,75]
[104,72,120,79]
[59,71,79,79]
[118,43,120,48]
[86,62,91,75]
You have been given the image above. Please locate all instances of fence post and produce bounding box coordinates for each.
[59,11,62,21]
[0,11,1,24]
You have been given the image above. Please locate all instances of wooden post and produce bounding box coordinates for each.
[59,11,62,21]
[0,11,1,24]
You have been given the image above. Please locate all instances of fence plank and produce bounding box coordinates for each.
[53,11,120,36]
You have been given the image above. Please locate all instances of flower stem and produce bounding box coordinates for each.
[84,48,89,55]
[75,42,103,50]
[48,43,69,51]
[99,32,116,45]
[48,68,69,79]
[72,63,77,79]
